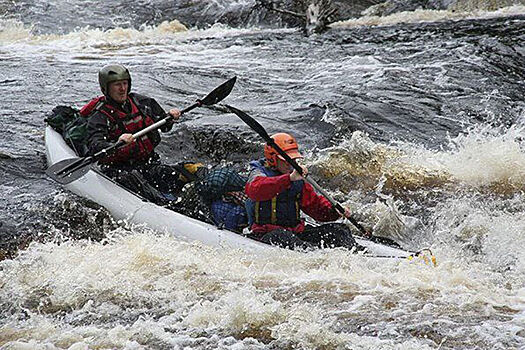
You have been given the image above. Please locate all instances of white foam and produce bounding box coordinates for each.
[439,125,525,189]
[318,125,525,193]
[1,228,523,348]
[331,5,525,29]
[0,18,280,54]
[0,19,188,48]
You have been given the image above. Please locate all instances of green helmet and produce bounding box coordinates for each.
[98,64,131,95]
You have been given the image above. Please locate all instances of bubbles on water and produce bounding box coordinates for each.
[0,19,187,48]
[431,192,525,274]
[452,0,525,12]
[184,284,285,341]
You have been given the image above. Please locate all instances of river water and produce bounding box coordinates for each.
[1,1,525,349]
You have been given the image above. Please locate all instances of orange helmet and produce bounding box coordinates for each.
[264,133,303,167]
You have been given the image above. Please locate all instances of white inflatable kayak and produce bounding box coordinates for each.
[45,126,411,257]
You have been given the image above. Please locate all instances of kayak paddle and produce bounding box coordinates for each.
[46,76,237,185]
[225,104,402,248]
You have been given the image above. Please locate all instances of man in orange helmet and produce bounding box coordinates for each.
[245,133,358,250]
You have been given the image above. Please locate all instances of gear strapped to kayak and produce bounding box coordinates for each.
[45,105,89,156]
[195,167,247,202]
[195,167,249,232]
[162,165,250,233]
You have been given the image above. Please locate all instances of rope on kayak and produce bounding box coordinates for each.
[362,248,437,267]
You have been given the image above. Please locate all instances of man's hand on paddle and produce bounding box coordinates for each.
[290,165,308,181]
[118,133,134,144]
[169,108,181,120]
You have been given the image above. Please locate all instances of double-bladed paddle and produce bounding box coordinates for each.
[46,76,237,185]
[225,104,402,248]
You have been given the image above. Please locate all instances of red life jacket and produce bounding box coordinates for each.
[80,95,156,164]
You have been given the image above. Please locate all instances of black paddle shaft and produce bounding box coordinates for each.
[47,76,237,185]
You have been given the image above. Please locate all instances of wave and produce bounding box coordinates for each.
[313,124,525,194]
[0,19,33,43]
[331,5,525,28]
[0,18,189,45]
[0,18,289,53]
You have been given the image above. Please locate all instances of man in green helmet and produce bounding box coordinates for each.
[80,64,197,203]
